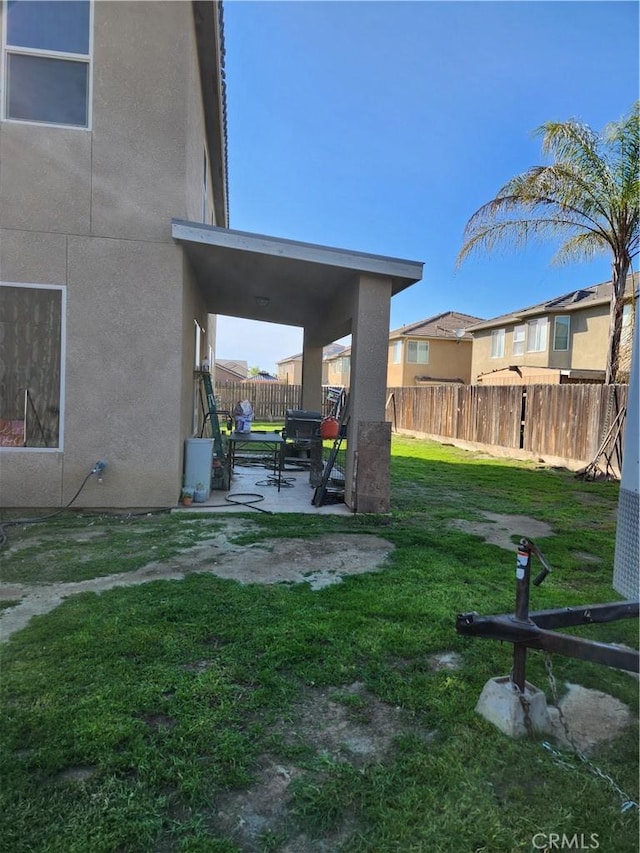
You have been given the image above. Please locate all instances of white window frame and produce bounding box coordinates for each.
[512,324,526,356]
[1,0,93,130]
[490,328,505,359]
[553,315,570,352]
[391,341,402,364]
[407,340,429,364]
[194,320,203,369]
[202,148,208,223]
[0,281,66,453]
[527,317,549,353]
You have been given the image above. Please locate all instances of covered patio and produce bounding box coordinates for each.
[172,220,423,512]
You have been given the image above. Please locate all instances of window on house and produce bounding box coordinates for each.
[490,328,505,358]
[391,341,402,364]
[553,315,570,351]
[622,302,633,328]
[3,0,92,127]
[0,283,64,448]
[512,325,526,356]
[527,317,548,352]
[407,341,429,364]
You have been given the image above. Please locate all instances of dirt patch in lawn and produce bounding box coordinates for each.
[0,520,394,642]
[211,681,436,851]
[448,511,554,551]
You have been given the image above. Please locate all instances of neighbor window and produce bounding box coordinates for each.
[527,317,548,353]
[3,0,92,127]
[490,328,505,358]
[407,340,429,364]
[392,341,402,364]
[512,325,526,356]
[0,283,64,448]
[553,315,570,351]
[335,356,350,381]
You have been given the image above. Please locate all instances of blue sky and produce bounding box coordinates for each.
[216,0,639,372]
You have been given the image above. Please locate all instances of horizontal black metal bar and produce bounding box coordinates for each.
[529,601,639,629]
[456,613,539,643]
[456,612,639,673]
[531,627,639,673]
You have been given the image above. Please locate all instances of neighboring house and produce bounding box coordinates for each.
[387,311,484,386]
[324,311,483,387]
[216,359,248,383]
[277,343,346,385]
[0,0,228,506]
[468,274,637,385]
[325,348,352,387]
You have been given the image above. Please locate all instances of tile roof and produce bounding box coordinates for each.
[389,311,485,341]
[468,272,638,332]
[217,359,248,377]
[242,371,277,382]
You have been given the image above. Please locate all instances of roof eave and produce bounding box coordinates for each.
[172,220,424,291]
[193,1,229,227]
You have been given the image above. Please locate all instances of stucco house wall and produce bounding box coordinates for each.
[325,355,351,388]
[0,1,224,507]
[277,358,303,385]
[387,337,473,385]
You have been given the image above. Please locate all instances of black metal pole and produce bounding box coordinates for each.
[513,538,532,692]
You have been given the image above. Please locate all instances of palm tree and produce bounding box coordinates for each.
[458,103,639,383]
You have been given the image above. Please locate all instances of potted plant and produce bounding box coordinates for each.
[181,486,195,506]
[193,482,208,503]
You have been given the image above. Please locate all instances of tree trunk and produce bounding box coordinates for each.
[604,257,631,384]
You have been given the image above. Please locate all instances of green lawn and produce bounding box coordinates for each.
[0,437,637,852]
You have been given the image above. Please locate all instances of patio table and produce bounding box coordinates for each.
[227,431,285,491]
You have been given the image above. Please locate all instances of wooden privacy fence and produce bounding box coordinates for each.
[215,382,341,420]
[215,382,301,420]
[216,380,628,465]
[386,384,628,464]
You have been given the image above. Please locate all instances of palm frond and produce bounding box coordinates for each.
[551,232,607,266]
[457,217,604,265]
[457,105,640,384]
[537,119,616,199]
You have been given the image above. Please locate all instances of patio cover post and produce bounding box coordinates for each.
[301,335,323,412]
[346,272,393,510]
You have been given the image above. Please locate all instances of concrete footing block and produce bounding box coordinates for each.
[476,676,551,738]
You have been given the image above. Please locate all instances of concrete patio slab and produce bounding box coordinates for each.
[174,466,353,516]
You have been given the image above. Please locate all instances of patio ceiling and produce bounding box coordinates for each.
[172,220,423,343]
